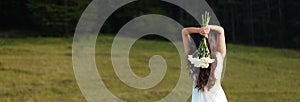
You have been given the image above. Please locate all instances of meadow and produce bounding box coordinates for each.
[0,35,299,102]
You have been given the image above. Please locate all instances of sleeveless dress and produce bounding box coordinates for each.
[191,52,228,102]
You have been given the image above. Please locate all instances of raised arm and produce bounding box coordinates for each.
[181,27,199,55]
[207,25,226,59]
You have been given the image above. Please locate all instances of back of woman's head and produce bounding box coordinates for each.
[189,34,216,91]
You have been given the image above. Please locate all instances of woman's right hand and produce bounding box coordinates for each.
[199,26,210,38]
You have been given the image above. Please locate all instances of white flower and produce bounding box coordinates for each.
[193,58,203,67]
[201,57,215,64]
[188,55,197,64]
[188,55,193,62]
[188,55,215,68]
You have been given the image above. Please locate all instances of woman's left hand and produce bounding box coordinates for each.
[199,26,210,38]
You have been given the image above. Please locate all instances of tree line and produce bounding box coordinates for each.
[0,0,299,49]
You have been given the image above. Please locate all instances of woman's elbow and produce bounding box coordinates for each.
[181,28,186,31]
[181,28,187,34]
[218,27,225,35]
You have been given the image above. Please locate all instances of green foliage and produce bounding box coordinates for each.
[0,0,30,28]
[26,0,91,36]
[0,0,300,49]
[206,0,300,49]
[197,38,210,57]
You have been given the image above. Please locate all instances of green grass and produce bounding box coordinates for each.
[0,35,299,102]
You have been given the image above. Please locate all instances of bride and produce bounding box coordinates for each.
[181,25,227,102]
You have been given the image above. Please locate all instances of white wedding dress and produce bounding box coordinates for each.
[191,52,228,102]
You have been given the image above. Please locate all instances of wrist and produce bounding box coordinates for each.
[208,25,224,35]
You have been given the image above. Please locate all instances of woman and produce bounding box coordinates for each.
[181,25,227,102]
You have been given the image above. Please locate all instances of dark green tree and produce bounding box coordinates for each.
[27,0,91,36]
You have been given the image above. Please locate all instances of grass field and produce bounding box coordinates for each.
[0,35,299,102]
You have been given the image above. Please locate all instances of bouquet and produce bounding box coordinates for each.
[188,11,215,68]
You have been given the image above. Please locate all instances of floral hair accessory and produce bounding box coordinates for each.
[188,11,214,68]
